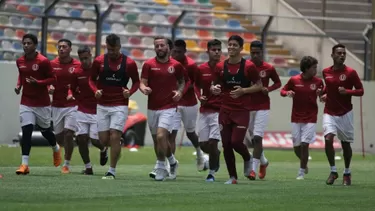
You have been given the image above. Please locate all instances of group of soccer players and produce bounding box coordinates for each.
[14,32,364,185]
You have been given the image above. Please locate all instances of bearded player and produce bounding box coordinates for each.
[194,39,222,182]
[321,44,364,186]
[15,33,61,175]
[211,35,262,184]
[171,39,206,170]
[90,34,140,179]
[50,39,81,174]
[140,36,185,181]
[69,46,108,175]
[247,40,281,180]
[281,56,324,180]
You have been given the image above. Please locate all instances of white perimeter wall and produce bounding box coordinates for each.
[1,62,374,153]
[229,0,365,79]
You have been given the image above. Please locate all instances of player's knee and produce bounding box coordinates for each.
[324,133,335,141]
[21,124,34,134]
[64,129,74,139]
[341,141,351,149]
[156,130,167,142]
[324,138,334,146]
[253,136,263,145]
[301,142,309,148]
[186,131,197,139]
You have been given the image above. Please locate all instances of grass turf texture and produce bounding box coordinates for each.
[0,146,374,211]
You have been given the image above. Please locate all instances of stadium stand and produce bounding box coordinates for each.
[285,0,371,61]
[0,0,302,76]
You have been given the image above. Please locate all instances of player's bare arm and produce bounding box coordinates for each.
[126,61,140,98]
[140,78,152,95]
[172,76,185,102]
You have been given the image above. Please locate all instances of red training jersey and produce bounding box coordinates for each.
[248,61,281,111]
[214,59,260,111]
[280,74,324,123]
[322,65,364,116]
[50,58,81,108]
[70,66,97,114]
[89,54,140,107]
[177,56,198,107]
[141,57,185,110]
[195,62,221,113]
[16,53,55,107]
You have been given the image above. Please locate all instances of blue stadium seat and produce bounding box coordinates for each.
[29,6,42,14]
[12,41,23,50]
[288,68,301,76]
[227,19,242,29]
[0,29,4,37]
[69,9,82,18]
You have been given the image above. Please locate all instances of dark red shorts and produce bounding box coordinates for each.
[219,109,249,145]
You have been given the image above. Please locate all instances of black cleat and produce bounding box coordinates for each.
[343,173,351,186]
[100,148,108,166]
[326,172,339,185]
[81,168,94,175]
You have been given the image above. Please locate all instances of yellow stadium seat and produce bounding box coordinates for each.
[47,43,56,54]
[185,40,202,51]
[243,43,251,52]
[153,0,169,6]
[213,7,228,19]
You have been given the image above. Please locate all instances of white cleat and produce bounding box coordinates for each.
[154,168,169,181]
[149,169,156,179]
[224,177,238,184]
[168,160,179,180]
[296,174,304,180]
[243,160,252,177]
[196,155,206,172]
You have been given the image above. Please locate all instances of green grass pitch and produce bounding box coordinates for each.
[0,146,374,211]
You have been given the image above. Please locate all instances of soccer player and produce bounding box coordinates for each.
[170,39,205,170]
[89,34,140,179]
[320,44,364,186]
[140,36,185,181]
[15,33,61,175]
[50,39,81,174]
[247,40,281,180]
[194,39,223,181]
[69,46,108,175]
[211,35,262,184]
[280,56,324,180]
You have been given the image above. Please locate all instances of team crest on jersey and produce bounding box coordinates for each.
[68,67,75,73]
[339,74,346,81]
[32,64,39,71]
[117,64,121,70]
[310,83,316,90]
[168,66,175,74]
[259,70,266,78]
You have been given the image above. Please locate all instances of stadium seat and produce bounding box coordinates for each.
[58,20,71,29]
[131,49,144,59]
[144,49,156,58]
[47,44,56,54]
[197,30,211,38]
[141,37,154,47]
[2,40,12,49]
[9,16,21,26]
[51,32,64,41]
[76,33,88,42]
[152,14,168,24]
[0,29,4,37]
[55,8,68,16]
[85,21,96,31]
[128,37,142,46]
[3,52,14,60]
[32,18,41,26]
[16,5,29,13]
[288,68,300,76]
[72,20,84,31]
[139,14,153,23]
[166,4,181,15]
[124,24,139,35]
[140,26,154,35]
[0,16,8,25]
[124,13,138,22]
[121,48,130,56]
[29,6,42,14]
[15,29,26,39]
[4,28,15,38]
[69,9,81,18]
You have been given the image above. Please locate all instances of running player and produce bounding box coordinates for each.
[211,35,262,184]
[194,39,222,182]
[321,44,364,186]
[90,34,140,179]
[15,33,61,175]
[69,45,108,175]
[171,39,205,170]
[280,56,323,180]
[50,39,80,174]
[247,40,281,180]
[140,36,185,181]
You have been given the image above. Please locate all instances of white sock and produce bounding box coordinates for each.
[156,160,166,169]
[52,145,59,152]
[63,160,70,167]
[344,168,351,174]
[85,162,92,169]
[330,166,337,172]
[109,167,116,175]
[153,160,158,169]
[196,148,203,158]
[22,155,29,165]
[252,158,260,172]
[167,155,177,165]
[299,168,305,176]
[209,169,216,176]
[101,147,107,152]
[260,151,268,165]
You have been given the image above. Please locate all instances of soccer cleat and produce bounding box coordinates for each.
[196,156,206,172]
[326,172,339,185]
[258,162,269,179]
[224,177,237,184]
[16,164,30,175]
[102,172,115,179]
[305,166,309,174]
[100,148,108,166]
[206,174,215,182]
[169,160,179,180]
[61,166,70,174]
[81,168,93,175]
[53,147,62,167]
[296,174,304,180]
[342,173,351,186]
[248,170,256,180]
[243,160,252,177]
[154,168,169,181]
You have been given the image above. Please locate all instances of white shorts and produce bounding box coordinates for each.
[323,111,354,143]
[292,123,316,147]
[19,105,51,128]
[198,112,221,142]
[97,105,128,132]
[76,111,98,140]
[52,106,77,134]
[248,110,270,138]
[172,105,198,133]
[147,108,176,135]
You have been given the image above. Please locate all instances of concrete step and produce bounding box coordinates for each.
[286,0,372,11]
